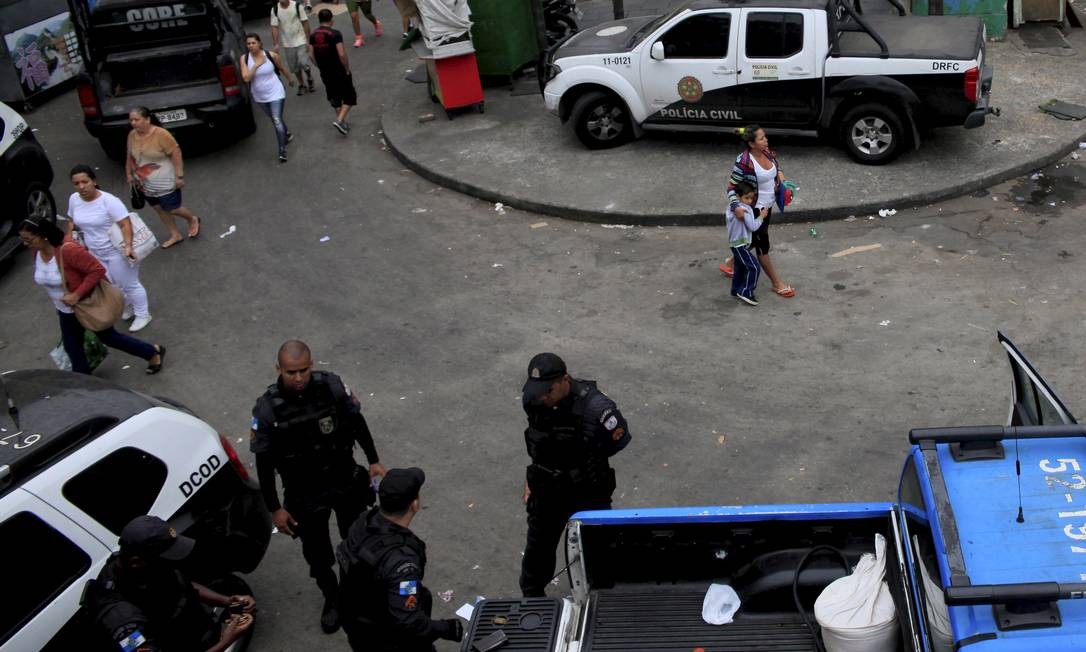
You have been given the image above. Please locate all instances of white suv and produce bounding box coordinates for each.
[0,369,271,651]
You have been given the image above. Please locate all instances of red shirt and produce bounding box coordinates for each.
[56,241,107,298]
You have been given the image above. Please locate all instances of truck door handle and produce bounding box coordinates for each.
[787,69,810,76]
[713,68,736,75]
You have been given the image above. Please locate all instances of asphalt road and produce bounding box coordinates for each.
[2,4,1085,651]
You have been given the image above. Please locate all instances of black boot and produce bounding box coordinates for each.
[321,596,340,633]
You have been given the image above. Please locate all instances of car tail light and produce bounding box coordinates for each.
[219,433,250,481]
[964,66,979,103]
[77,80,99,117]
[219,64,241,97]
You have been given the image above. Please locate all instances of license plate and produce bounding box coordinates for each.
[154,109,187,124]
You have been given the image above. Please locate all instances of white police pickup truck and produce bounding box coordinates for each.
[542,0,994,164]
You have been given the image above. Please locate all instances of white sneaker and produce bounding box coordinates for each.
[122,306,134,321]
[129,315,153,332]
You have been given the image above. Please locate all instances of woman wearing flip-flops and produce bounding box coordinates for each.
[721,125,796,299]
[126,107,202,249]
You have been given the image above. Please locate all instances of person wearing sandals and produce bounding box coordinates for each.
[126,107,201,249]
[722,125,796,299]
[67,164,154,332]
[19,218,165,375]
[241,33,295,163]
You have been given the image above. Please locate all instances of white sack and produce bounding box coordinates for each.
[814,533,899,652]
[417,0,472,48]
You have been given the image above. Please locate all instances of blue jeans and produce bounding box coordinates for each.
[257,99,290,155]
[58,311,156,374]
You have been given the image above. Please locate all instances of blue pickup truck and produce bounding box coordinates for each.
[461,333,1085,651]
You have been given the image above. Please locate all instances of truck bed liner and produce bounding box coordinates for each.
[584,586,817,651]
[837,15,983,60]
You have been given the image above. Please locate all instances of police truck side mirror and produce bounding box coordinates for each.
[650,42,665,61]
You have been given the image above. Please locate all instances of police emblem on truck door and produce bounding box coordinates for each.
[319,416,335,434]
[678,76,704,103]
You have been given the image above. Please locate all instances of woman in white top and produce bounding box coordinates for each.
[66,164,154,331]
[19,217,164,375]
[240,33,295,162]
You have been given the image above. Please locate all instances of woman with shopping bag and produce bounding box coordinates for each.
[66,164,155,332]
[19,217,166,375]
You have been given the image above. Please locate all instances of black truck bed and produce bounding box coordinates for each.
[583,586,818,651]
[837,15,983,60]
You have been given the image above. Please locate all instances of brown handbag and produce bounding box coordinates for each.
[57,243,125,332]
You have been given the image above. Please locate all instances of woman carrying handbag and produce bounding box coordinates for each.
[67,164,155,332]
[19,217,165,375]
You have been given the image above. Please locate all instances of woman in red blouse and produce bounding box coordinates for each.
[19,218,166,374]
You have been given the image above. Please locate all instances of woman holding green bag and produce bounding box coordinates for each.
[19,218,166,375]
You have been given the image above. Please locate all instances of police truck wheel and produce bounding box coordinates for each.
[839,103,904,165]
[571,91,633,150]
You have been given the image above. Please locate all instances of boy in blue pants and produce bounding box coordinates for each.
[726,181,765,306]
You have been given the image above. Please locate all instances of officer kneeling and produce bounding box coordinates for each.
[337,467,464,651]
[82,516,256,652]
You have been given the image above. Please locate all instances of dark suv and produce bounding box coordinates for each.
[0,101,54,270]
[68,0,256,158]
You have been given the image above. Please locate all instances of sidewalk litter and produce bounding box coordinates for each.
[530,222,548,229]
[832,244,883,258]
[319,236,331,242]
[219,225,236,238]
[494,202,506,214]
[877,208,897,217]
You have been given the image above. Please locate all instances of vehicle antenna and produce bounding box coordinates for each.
[0,372,18,430]
[1015,435,1025,523]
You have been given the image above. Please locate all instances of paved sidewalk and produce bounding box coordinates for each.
[383,19,1086,225]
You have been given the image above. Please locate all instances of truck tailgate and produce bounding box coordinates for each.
[584,586,816,651]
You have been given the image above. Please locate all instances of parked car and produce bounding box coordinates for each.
[0,369,271,651]
[67,0,256,159]
[0,101,55,271]
[542,0,995,164]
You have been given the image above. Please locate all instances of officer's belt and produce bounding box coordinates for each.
[529,461,604,484]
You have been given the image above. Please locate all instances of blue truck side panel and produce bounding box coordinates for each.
[572,502,896,525]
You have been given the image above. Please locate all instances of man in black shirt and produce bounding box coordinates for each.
[519,353,632,597]
[83,516,256,652]
[308,9,357,134]
[337,467,463,651]
[251,339,386,633]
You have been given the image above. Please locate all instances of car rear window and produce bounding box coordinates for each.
[0,512,90,644]
[101,47,218,96]
[62,447,168,535]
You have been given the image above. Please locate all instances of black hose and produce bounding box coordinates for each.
[792,546,851,652]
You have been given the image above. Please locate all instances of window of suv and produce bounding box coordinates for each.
[62,446,168,535]
[661,13,732,58]
[1,512,91,643]
[745,13,804,58]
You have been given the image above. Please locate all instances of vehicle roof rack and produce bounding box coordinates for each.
[909,424,1086,446]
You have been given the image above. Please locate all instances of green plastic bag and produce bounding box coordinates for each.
[51,332,109,371]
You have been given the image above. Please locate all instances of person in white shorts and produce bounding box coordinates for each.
[271,0,315,95]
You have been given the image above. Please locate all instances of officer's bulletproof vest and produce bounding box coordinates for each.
[525,379,605,470]
[263,372,355,486]
[340,508,428,624]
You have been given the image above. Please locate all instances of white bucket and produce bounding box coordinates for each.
[814,534,899,652]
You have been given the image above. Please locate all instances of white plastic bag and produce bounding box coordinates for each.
[814,534,899,652]
[50,342,72,371]
[701,583,741,625]
[108,212,159,261]
[913,536,953,652]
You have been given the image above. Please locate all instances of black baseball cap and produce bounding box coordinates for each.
[119,515,195,561]
[522,352,567,402]
[379,467,426,512]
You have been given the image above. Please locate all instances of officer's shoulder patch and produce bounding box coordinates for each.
[398,580,418,595]
[404,594,418,610]
[394,561,420,576]
[119,630,147,652]
[604,415,619,431]
[599,408,613,424]
[251,416,260,430]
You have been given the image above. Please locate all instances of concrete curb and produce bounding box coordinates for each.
[383,110,1086,226]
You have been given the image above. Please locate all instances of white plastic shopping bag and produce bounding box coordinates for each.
[701,583,741,625]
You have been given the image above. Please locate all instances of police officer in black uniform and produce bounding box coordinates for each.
[83,515,256,652]
[519,352,632,597]
[251,339,387,633]
[336,467,463,651]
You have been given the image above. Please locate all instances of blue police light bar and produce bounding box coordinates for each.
[909,425,1086,445]
[945,582,1086,606]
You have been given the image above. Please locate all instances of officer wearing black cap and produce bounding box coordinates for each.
[520,352,631,597]
[250,339,387,633]
[336,467,463,651]
[82,515,256,652]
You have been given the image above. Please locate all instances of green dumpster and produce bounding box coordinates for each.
[467,0,542,78]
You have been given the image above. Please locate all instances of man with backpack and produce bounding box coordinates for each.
[336,468,464,651]
[271,0,315,95]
